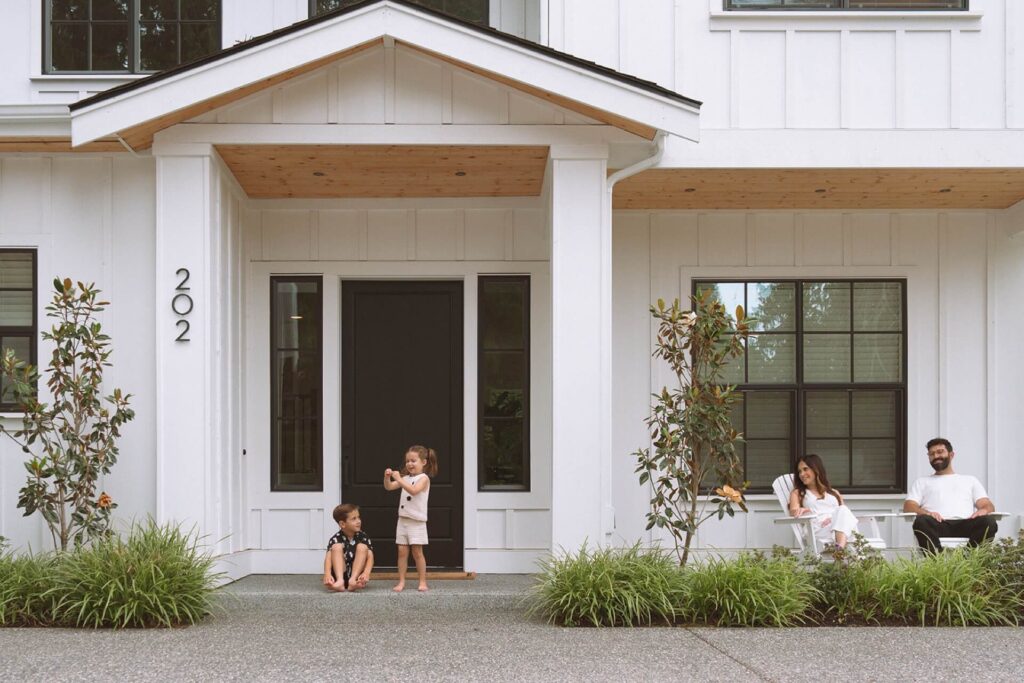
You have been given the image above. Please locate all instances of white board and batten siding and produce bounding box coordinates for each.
[0,156,158,550]
[612,209,1024,553]
[244,201,552,574]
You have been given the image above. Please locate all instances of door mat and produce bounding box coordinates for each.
[369,571,476,580]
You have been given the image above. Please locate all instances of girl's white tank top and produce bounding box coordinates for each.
[398,474,429,521]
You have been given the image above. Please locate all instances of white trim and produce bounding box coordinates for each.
[708,0,983,30]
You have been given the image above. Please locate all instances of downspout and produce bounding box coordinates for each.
[597,131,666,541]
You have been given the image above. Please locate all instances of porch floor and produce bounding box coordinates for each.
[2,575,1023,681]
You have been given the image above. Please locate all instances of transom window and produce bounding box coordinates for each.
[694,279,907,494]
[311,0,489,26]
[0,251,37,412]
[725,1,967,9]
[45,1,221,74]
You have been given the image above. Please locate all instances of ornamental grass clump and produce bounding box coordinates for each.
[49,520,221,628]
[678,550,819,627]
[0,550,59,626]
[873,546,1021,627]
[529,543,687,627]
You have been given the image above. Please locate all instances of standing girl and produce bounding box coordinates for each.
[383,445,438,592]
[789,453,860,550]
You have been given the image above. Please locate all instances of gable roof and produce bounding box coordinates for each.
[69,0,700,149]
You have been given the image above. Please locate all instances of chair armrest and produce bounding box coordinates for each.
[868,512,917,521]
[773,515,820,525]
[989,512,1012,521]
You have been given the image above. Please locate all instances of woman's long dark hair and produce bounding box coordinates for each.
[793,453,842,505]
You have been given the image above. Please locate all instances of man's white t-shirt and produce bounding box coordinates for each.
[906,473,988,519]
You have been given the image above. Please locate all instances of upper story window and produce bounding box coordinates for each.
[725,1,967,9]
[45,1,222,74]
[312,0,489,26]
[0,251,37,412]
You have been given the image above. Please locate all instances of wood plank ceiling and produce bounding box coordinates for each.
[216,144,550,198]
[612,168,1024,210]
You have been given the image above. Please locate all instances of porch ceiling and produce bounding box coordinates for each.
[612,168,1024,210]
[216,144,549,198]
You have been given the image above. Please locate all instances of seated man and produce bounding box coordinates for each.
[903,437,997,553]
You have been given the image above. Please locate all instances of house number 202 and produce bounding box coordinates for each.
[173,268,193,342]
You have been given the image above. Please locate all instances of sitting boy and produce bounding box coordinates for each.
[323,503,374,592]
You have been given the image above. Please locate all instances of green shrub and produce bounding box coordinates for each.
[0,550,60,626]
[528,543,687,626]
[679,550,818,627]
[49,520,221,628]
[874,546,1021,627]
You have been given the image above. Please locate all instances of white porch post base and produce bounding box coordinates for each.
[549,147,613,553]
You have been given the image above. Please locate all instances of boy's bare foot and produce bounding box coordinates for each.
[418,584,429,592]
[354,575,369,589]
[393,582,405,592]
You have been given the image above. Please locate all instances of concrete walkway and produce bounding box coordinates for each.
[2,575,1023,682]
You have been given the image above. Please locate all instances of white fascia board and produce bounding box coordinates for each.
[152,123,642,148]
[72,2,698,146]
[385,8,699,141]
[0,104,71,137]
[659,129,1024,169]
[71,8,387,146]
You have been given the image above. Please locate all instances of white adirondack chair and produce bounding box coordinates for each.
[771,474,895,555]
[911,511,1012,549]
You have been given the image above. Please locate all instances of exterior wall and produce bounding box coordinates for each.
[243,198,552,573]
[0,155,157,550]
[612,208,1023,552]
[1,1,539,107]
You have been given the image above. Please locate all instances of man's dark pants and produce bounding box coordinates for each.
[912,515,998,553]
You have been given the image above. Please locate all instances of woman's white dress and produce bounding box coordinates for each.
[803,491,859,544]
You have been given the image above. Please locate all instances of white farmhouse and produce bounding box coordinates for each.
[0,0,1021,577]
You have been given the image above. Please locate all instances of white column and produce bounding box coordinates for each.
[549,145,613,552]
[154,146,217,539]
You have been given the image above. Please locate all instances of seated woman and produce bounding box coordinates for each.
[789,454,860,550]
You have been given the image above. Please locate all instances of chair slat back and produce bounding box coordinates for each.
[772,474,805,551]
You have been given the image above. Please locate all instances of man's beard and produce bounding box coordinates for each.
[930,457,950,472]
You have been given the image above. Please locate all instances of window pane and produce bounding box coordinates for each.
[852,391,896,437]
[745,391,790,439]
[91,0,129,20]
[806,391,848,438]
[804,334,851,382]
[483,352,525,417]
[853,333,901,382]
[854,282,902,331]
[275,418,320,478]
[806,439,850,488]
[480,419,525,487]
[697,282,743,326]
[181,22,219,62]
[51,23,89,71]
[748,282,795,332]
[803,282,850,331]
[0,336,31,405]
[274,281,320,349]
[0,291,33,326]
[852,440,896,487]
[274,351,321,417]
[140,22,178,71]
[716,339,745,384]
[182,0,220,20]
[748,334,795,383]
[0,254,34,288]
[92,23,130,70]
[51,0,88,20]
[480,280,525,350]
[141,0,177,20]
[746,441,790,488]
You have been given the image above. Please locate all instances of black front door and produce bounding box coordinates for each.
[341,280,464,569]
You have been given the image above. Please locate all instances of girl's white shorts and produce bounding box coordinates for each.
[395,517,429,546]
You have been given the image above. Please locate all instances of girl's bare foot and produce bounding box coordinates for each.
[393,582,405,592]
[418,584,429,592]
[328,582,347,593]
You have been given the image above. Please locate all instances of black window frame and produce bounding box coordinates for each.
[477,275,531,492]
[44,1,222,75]
[310,0,491,26]
[0,249,38,413]
[692,278,908,495]
[270,275,324,492]
[725,1,967,10]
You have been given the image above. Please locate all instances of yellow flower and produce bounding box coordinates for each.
[97,492,112,509]
[715,485,743,504]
